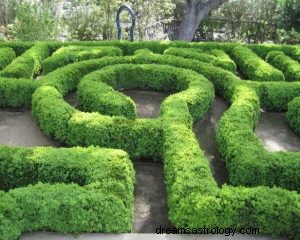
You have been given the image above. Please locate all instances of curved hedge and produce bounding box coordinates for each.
[0,44,50,79]
[33,61,214,159]
[210,49,237,73]
[164,47,236,72]
[42,46,123,74]
[287,96,300,135]
[266,50,300,82]
[0,47,16,70]
[0,145,134,239]
[217,85,300,191]
[163,120,299,237]
[34,51,300,190]
[231,46,285,81]
[0,41,299,239]
[78,64,214,121]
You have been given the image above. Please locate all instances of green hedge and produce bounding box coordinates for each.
[164,47,236,72]
[38,47,297,112]
[0,41,299,238]
[0,51,297,111]
[32,85,163,160]
[247,81,300,111]
[162,121,299,237]
[210,49,237,73]
[32,86,77,142]
[78,78,136,119]
[0,48,16,70]
[291,47,300,62]
[42,46,123,74]
[133,52,298,111]
[134,48,154,55]
[0,145,134,239]
[266,50,300,82]
[0,44,50,79]
[78,63,214,122]
[246,44,297,59]
[164,47,213,62]
[8,40,294,58]
[0,77,37,108]
[34,60,214,159]
[68,112,163,160]
[287,96,300,135]
[78,65,137,119]
[217,85,300,191]
[33,46,300,114]
[0,42,33,56]
[231,46,285,82]
[39,56,127,95]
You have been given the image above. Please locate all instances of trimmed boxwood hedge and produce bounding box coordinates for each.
[163,120,299,237]
[287,96,300,135]
[0,145,134,239]
[210,49,237,73]
[0,47,16,70]
[0,41,299,239]
[33,60,214,159]
[246,44,298,60]
[35,50,300,189]
[0,77,38,108]
[42,45,123,74]
[164,47,236,72]
[231,46,285,81]
[0,44,50,79]
[0,42,33,56]
[32,86,77,142]
[217,85,300,191]
[266,50,300,82]
[78,64,214,121]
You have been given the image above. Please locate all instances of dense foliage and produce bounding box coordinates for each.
[0,0,299,42]
[0,41,299,239]
[287,96,300,135]
[0,145,134,238]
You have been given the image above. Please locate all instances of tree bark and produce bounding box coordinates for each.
[178,0,229,41]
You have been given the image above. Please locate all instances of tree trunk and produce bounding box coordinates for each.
[178,0,229,41]
[178,3,199,41]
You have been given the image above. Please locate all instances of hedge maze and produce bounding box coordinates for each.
[0,41,299,239]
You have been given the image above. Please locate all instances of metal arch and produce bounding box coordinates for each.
[116,4,136,41]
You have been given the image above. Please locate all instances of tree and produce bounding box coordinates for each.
[12,1,60,41]
[277,0,300,32]
[127,0,175,40]
[0,0,17,26]
[178,0,229,41]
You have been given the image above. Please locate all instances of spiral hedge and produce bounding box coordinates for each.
[0,41,299,239]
